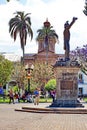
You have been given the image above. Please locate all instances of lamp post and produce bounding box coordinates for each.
[25,64,34,93]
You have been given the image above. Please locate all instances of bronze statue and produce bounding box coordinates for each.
[63,17,78,61]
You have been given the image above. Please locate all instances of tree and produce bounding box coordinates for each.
[11,62,26,90]
[36,19,58,64]
[70,45,87,75]
[0,55,13,86]
[83,0,87,16]
[31,62,55,89]
[9,11,33,64]
[45,79,56,91]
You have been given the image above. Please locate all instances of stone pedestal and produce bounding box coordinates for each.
[51,67,81,107]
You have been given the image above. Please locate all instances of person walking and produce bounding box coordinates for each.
[33,88,40,105]
[8,88,14,104]
[50,90,56,103]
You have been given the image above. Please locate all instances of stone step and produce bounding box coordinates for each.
[15,107,87,114]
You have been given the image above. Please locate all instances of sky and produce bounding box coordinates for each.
[0,0,87,57]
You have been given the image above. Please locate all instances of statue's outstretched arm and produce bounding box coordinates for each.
[69,17,78,29]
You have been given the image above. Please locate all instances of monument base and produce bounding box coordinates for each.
[52,64,83,107]
[50,99,83,107]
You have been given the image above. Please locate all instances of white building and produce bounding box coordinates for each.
[2,53,21,62]
[78,71,87,96]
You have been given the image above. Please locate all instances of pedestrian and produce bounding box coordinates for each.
[8,88,14,104]
[0,84,4,95]
[50,90,56,102]
[33,88,40,105]
[26,93,33,103]
[14,92,19,103]
[63,17,78,61]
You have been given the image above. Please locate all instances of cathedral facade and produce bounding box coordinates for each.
[24,20,63,66]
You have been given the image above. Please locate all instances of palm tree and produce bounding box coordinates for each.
[36,19,58,64]
[9,11,33,64]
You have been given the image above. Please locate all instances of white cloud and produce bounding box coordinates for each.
[0,0,87,56]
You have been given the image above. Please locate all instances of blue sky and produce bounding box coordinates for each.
[0,0,86,56]
[0,0,6,4]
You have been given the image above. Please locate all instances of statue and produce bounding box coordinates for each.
[63,17,78,61]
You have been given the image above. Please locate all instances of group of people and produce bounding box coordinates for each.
[8,88,56,105]
[8,88,40,105]
[8,89,20,104]
[8,89,33,104]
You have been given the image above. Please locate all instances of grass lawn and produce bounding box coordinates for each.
[0,97,9,103]
[83,97,87,102]
[0,97,52,103]
[39,98,52,103]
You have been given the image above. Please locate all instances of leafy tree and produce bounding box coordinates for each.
[31,62,55,89]
[9,11,33,64]
[70,45,87,75]
[11,62,26,90]
[83,0,87,16]
[0,55,13,86]
[45,79,56,91]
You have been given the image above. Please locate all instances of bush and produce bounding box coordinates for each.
[45,79,56,91]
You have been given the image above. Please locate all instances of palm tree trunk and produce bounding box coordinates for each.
[22,46,25,65]
[45,35,49,65]
[46,46,49,65]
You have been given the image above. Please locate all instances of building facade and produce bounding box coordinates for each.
[78,71,87,96]
[24,19,63,66]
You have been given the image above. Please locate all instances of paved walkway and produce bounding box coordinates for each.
[0,102,87,130]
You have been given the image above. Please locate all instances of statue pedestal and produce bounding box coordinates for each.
[50,67,82,107]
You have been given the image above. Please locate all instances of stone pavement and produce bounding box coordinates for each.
[0,102,87,130]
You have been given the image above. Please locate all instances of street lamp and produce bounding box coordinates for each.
[25,64,34,93]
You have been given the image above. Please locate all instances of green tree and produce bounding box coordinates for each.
[36,19,58,64]
[45,79,56,91]
[0,55,13,86]
[9,11,33,64]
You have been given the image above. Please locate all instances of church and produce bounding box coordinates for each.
[24,19,63,66]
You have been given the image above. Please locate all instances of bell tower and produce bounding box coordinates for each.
[37,19,57,54]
